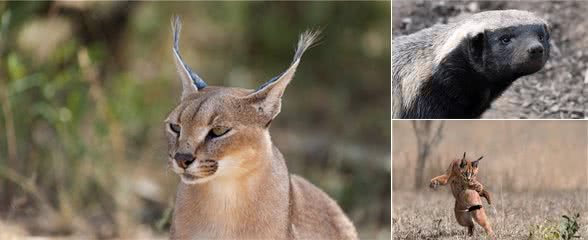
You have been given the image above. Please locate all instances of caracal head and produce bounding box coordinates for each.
[164,16,320,185]
[456,152,483,183]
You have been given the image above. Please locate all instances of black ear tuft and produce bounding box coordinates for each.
[472,160,479,167]
[472,156,483,167]
[460,152,467,168]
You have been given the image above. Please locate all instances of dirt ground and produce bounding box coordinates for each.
[393,190,588,240]
[392,0,587,119]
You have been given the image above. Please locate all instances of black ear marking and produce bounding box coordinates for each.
[472,156,483,167]
[171,15,207,99]
[460,152,467,168]
[243,30,320,125]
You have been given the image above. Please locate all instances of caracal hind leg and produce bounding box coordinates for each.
[454,200,475,236]
[462,190,495,239]
[472,208,495,239]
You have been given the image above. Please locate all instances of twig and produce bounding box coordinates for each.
[0,165,57,217]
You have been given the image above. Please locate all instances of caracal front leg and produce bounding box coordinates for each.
[469,180,492,205]
[430,174,450,189]
[480,189,492,205]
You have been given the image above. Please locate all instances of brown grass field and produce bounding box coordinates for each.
[392,121,588,239]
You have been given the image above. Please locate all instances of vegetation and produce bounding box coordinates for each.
[0,2,390,239]
[528,213,581,240]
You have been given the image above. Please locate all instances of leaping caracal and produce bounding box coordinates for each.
[165,17,358,240]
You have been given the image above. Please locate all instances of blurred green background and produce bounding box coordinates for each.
[0,1,390,239]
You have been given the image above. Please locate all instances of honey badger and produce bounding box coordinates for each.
[392,10,550,119]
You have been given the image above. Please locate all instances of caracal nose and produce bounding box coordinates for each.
[174,152,195,169]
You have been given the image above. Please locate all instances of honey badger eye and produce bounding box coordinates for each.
[209,127,230,138]
[169,123,181,134]
[538,33,544,41]
[500,36,511,44]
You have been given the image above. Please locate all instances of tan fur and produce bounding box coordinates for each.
[166,18,357,240]
[430,154,495,239]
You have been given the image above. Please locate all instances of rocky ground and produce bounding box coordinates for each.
[393,0,587,119]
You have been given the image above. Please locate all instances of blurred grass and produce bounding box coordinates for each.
[0,1,390,239]
[393,121,588,191]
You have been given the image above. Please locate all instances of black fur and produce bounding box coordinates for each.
[467,205,483,212]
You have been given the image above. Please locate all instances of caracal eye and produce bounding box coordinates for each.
[210,126,231,138]
[170,123,181,134]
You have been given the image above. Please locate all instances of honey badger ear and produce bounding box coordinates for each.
[543,23,551,40]
[467,31,485,72]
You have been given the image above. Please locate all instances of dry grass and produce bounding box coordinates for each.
[393,190,587,240]
[392,120,588,239]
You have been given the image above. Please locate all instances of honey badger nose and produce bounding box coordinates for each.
[527,44,544,58]
[174,153,195,169]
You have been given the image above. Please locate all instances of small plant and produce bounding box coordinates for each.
[560,214,581,240]
[528,213,580,240]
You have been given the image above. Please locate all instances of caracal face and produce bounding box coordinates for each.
[165,87,271,185]
[455,155,480,183]
[163,16,319,185]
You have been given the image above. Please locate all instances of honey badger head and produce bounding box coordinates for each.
[466,23,550,81]
[439,10,550,83]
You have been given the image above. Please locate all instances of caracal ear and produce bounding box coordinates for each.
[243,30,321,127]
[460,152,467,168]
[472,156,483,168]
[171,16,207,100]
